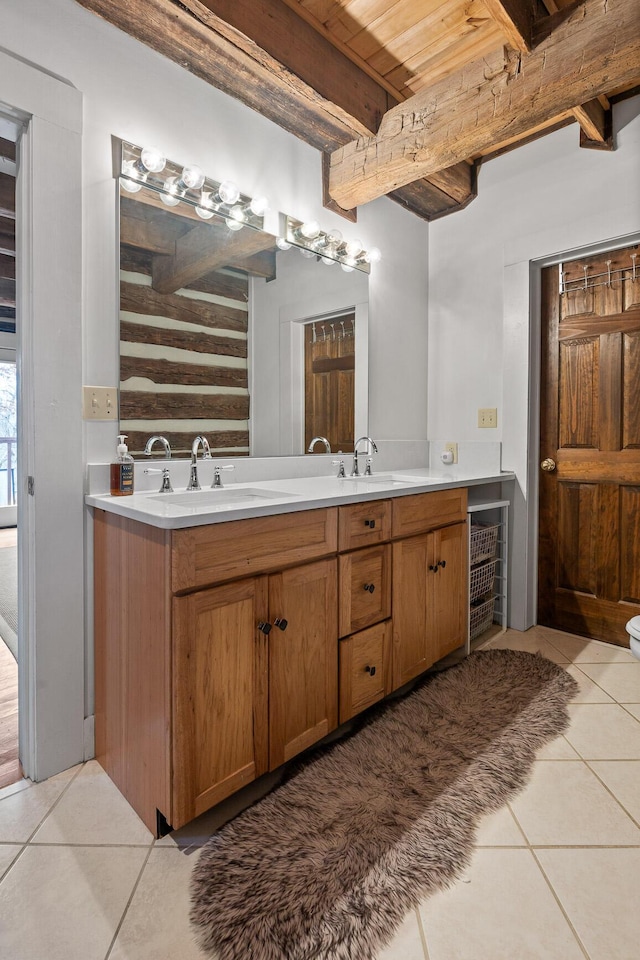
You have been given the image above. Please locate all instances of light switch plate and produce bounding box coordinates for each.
[478,408,498,428]
[83,385,118,420]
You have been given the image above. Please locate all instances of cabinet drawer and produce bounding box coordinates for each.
[171,508,338,592]
[339,621,392,723]
[338,499,391,551]
[339,544,391,637]
[391,488,467,539]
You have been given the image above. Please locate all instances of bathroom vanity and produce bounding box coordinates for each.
[90,474,491,834]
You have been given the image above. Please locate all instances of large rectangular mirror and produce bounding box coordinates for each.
[118,182,368,458]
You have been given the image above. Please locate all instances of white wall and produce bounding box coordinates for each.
[429,96,640,628]
[0,0,429,775]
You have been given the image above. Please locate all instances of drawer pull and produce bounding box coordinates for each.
[274,617,288,631]
[429,564,439,573]
[365,664,377,676]
[364,519,376,528]
[363,583,376,593]
[257,621,272,635]
[438,559,447,569]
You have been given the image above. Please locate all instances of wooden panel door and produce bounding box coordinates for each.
[305,314,355,453]
[268,558,338,768]
[339,620,392,723]
[430,521,468,661]
[392,532,435,687]
[539,244,640,645]
[172,577,269,828]
[338,544,391,637]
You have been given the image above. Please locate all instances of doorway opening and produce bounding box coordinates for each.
[0,126,19,788]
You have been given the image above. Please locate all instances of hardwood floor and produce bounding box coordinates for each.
[0,525,19,789]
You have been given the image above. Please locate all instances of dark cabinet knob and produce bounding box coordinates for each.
[363,583,376,593]
[364,519,376,528]
[257,621,272,635]
[429,564,438,573]
[438,559,447,569]
[274,617,288,631]
[365,664,376,676]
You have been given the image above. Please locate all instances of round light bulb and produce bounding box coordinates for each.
[249,195,269,217]
[341,260,356,273]
[218,180,240,205]
[181,165,205,190]
[344,238,363,258]
[326,229,343,245]
[300,220,320,240]
[226,205,245,231]
[121,176,142,194]
[276,237,292,251]
[365,246,382,264]
[140,147,166,173]
[160,177,181,207]
[320,256,336,266]
[300,247,315,258]
[195,191,216,219]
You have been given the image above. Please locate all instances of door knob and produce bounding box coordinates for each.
[363,583,376,593]
[257,621,272,635]
[541,458,557,473]
[365,664,376,676]
[274,617,288,631]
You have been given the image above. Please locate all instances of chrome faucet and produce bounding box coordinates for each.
[187,435,211,491]
[308,436,331,453]
[351,436,378,477]
[143,435,171,459]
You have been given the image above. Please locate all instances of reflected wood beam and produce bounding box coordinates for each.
[152,223,276,293]
[0,254,15,280]
[0,174,15,220]
[120,214,177,256]
[329,0,640,208]
[0,278,16,308]
[482,0,537,53]
[0,138,16,163]
[75,0,475,220]
[0,217,16,257]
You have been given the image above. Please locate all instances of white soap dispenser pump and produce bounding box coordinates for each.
[110,434,135,496]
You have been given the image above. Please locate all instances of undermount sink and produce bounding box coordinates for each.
[148,487,296,507]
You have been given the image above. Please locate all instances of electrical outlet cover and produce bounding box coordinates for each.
[444,441,458,463]
[478,408,497,428]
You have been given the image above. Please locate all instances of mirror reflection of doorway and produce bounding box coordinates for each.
[304,312,355,454]
[0,124,19,789]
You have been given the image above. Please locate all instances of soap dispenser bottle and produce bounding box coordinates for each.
[110,434,134,496]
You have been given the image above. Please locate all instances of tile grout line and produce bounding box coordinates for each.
[413,905,431,960]
[103,843,155,960]
[0,763,85,885]
[507,803,592,960]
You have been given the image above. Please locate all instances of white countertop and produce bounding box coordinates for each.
[86,469,515,529]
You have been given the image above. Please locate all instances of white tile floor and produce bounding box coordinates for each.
[0,626,638,959]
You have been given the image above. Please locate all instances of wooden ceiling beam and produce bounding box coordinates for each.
[329,0,640,208]
[74,0,475,220]
[482,0,537,54]
[152,222,276,293]
[573,99,613,150]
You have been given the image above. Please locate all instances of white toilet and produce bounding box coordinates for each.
[626,617,640,661]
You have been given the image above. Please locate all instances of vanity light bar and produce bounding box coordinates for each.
[119,141,267,231]
[283,216,380,274]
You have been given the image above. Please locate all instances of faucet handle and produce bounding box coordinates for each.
[212,464,235,488]
[144,466,173,493]
[332,459,346,478]
[364,457,373,476]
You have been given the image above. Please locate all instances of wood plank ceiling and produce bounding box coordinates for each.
[54,3,640,220]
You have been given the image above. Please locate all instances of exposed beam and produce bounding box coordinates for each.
[0,217,15,257]
[573,99,614,150]
[0,138,16,163]
[152,223,276,293]
[75,0,475,219]
[482,0,536,53]
[0,278,15,308]
[329,0,640,209]
[0,173,15,220]
[0,254,15,280]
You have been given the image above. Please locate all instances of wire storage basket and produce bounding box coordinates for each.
[469,558,498,602]
[470,594,495,640]
[469,522,500,566]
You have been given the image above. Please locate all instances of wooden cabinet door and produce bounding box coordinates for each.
[172,577,269,828]
[430,522,468,661]
[392,532,434,688]
[392,523,467,688]
[539,245,640,644]
[339,620,392,723]
[268,558,338,769]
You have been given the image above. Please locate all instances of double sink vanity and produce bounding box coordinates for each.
[88,465,510,835]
